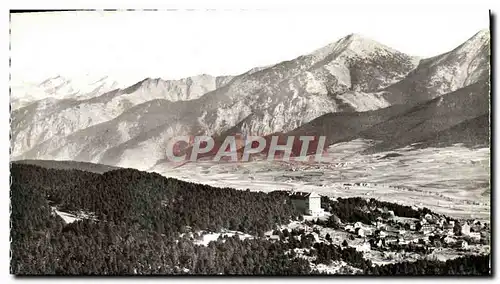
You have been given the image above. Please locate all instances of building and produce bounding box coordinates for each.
[461,240,469,249]
[355,241,371,252]
[376,221,386,230]
[469,232,481,242]
[443,236,456,244]
[461,223,471,236]
[290,191,323,216]
[355,227,366,237]
[424,213,433,221]
[345,225,355,233]
[421,224,435,235]
[374,230,387,238]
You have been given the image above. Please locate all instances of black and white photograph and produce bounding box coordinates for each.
[8,6,493,276]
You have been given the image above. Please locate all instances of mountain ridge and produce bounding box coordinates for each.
[11,30,490,171]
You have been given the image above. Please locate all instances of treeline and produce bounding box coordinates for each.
[11,163,300,236]
[12,218,312,275]
[10,163,490,276]
[11,163,303,275]
[364,254,490,276]
[320,196,435,225]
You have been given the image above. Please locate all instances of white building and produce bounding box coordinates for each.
[461,223,471,236]
[469,232,481,242]
[355,227,366,237]
[421,224,434,235]
[354,222,363,229]
[355,242,371,252]
[344,225,355,233]
[290,191,323,216]
[443,236,456,244]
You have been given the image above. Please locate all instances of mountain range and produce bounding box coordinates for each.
[10,30,490,171]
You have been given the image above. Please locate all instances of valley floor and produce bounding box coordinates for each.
[152,139,491,221]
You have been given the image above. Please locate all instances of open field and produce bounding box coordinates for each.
[152,139,490,221]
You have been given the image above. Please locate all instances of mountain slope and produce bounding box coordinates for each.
[12,31,490,171]
[414,113,490,149]
[381,29,490,105]
[10,74,233,157]
[13,33,420,169]
[359,79,489,153]
[273,76,489,156]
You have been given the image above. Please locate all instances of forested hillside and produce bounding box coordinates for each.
[10,163,490,275]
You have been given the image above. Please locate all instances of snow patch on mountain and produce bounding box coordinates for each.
[11,74,234,158]
[11,75,123,109]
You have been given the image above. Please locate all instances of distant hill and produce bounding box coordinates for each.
[12,159,120,174]
[414,114,490,149]
[358,79,489,153]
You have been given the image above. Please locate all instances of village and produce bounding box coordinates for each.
[264,190,491,269]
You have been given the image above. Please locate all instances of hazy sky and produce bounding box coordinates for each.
[10,9,489,85]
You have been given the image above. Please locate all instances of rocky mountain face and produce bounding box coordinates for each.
[10,74,233,157]
[11,30,490,171]
[282,30,490,154]
[381,30,490,105]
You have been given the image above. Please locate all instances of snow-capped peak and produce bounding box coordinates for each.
[342,33,400,56]
[473,29,490,40]
[10,74,123,109]
[457,29,490,51]
[310,33,411,62]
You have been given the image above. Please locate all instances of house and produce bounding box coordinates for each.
[344,225,355,233]
[398,238,410,245]
[290,191,323,216]
[385,238,398,245]
[267,235,280,241]
[355,242,371,252]
[355,227,365,237]
[469,232,481,242]
[461,223,471,236]
[443,222,454,235]
[421,224,434,235]
[376,230,387,238]
[443,222,454,230]
[376,221,386,230]
[443,236,456,244]
[437,218,446,228]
